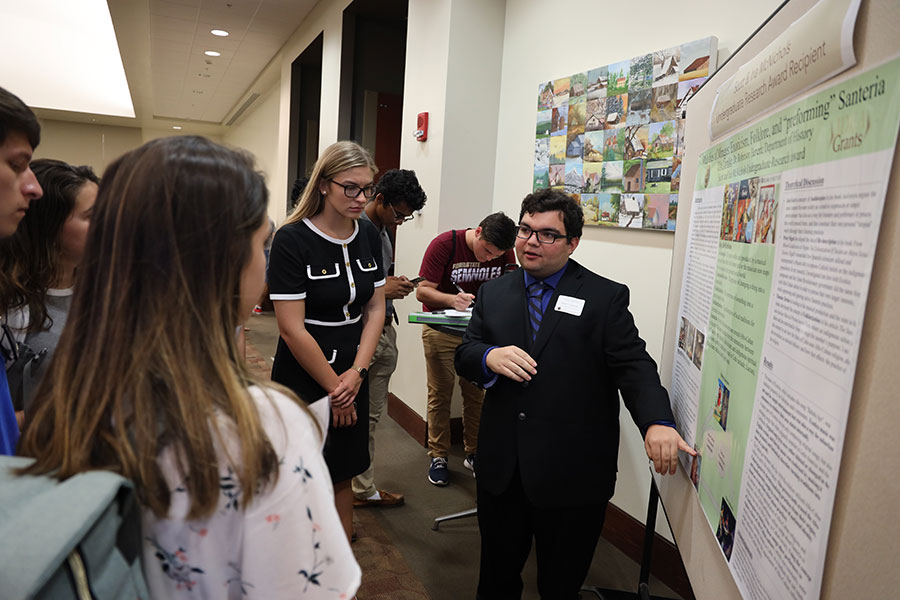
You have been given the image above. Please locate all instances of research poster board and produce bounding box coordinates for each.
[657,0,900,598]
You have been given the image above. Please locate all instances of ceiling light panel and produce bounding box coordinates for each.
[0,0,135,117]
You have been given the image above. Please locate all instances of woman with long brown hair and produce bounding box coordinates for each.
[18,136,360,598]
[268,141,386,540]
[0,159,99,418]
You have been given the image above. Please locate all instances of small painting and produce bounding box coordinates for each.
[653,46,680,86]
[551,105,568,136]
[597,193,620,226]
[627,89,652,125]
[537,81,554,110]
[534,136,550,166]
[680,38,714,81]
[587,66,608,99]
[533,164,549,191]
[586,97,607,132]
[569,72,589,99]
[644,158,672,193]
[581,193,600,224]
[668,194,678,230]
[607,59,630,95]
[643,194,670,229]
[651,83,678,122]
[549,164,565,187]
[583,161,603,193]
[553,76,570,107]
[564,159,583,195]
[605,93,628,128]
[600,160,624,193]
[648,120,676,159]
[568,98,587,134]
[536,109,552,138]
[629,53,653,91]
[549,135,566,165]
[622,159,644,193]
[583,130,605,163]
[619,194,644,228]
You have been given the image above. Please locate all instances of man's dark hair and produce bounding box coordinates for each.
[290,176,309,211]
[519,189,584,239]
[478,211,517,250]
[0,86,40,149]
[375,169,427,211]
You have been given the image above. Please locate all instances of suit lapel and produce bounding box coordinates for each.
[530,261,584,358]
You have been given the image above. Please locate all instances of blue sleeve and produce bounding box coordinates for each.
[481,346,499,389]
[0,358,19,455]
[641,420,676,438]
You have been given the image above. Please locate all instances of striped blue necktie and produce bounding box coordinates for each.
[528,281,547,341]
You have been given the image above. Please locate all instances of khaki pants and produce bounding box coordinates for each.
[351,323,398,499]
[422,326,484,458]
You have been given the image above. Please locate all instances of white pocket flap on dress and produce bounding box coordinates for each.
[307,263,341,279]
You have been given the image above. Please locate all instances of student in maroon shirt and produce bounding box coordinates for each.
[415,212,516,486]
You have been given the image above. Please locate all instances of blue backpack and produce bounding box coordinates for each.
[0,456,150,599]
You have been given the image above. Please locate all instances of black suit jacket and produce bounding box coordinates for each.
[455,260,674,508]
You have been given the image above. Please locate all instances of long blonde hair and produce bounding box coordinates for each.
[284,141,377,225]
[18,136,290,519]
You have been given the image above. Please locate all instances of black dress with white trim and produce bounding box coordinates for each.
[268,217,385,483]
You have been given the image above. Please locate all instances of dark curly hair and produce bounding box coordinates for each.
[478,212,517,250]
[374,169,427,211]
[519,189,583,239]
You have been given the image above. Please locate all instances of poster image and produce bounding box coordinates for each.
[716,499,736,561]
[714,378,730,430]
[531,37,718,232]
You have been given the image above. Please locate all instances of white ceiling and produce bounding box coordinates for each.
[30,0,319,133]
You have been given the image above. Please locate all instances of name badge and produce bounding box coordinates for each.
[554,295,584,316]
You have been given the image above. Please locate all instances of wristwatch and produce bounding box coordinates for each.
[353,365,368,380]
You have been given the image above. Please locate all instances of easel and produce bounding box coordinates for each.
[581,473,680,600]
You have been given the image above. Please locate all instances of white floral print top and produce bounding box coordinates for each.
[141,386,360,599]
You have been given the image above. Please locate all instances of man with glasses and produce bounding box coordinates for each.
[351,169,427,508]
[417,211,517,486]
[0,86,43,454]
[455,189,694,599]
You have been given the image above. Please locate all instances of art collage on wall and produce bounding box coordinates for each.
[534,37,717,231]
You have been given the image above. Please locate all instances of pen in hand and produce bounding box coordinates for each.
[453,283,475,309]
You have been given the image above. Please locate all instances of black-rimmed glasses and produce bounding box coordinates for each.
[516,224,568,244]
[390,204,415,223]
[329,179,377,199]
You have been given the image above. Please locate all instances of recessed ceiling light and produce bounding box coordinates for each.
[172,126,182,130]
[210,29,229,37]
[204,50,221,57]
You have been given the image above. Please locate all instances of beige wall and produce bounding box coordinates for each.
[33,118,225,176]
[223,82,282,224]
[490,0,786,533]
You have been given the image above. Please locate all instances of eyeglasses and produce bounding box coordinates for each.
[516,224,568,245]
[389,204,415,223]
[329,179,377,199]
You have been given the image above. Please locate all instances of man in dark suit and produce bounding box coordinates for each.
[455,189,694,599]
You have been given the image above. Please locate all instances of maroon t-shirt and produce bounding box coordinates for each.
[418,229,516,312]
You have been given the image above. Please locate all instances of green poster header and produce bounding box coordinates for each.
[697,56,900,190]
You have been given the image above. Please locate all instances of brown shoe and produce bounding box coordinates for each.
[353,490,405,508]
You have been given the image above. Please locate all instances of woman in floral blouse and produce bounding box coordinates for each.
[17,136,359,598]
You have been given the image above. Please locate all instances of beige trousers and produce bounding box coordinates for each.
[422,326,484,458]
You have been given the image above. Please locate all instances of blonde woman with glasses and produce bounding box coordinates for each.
[268,141,386,541]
